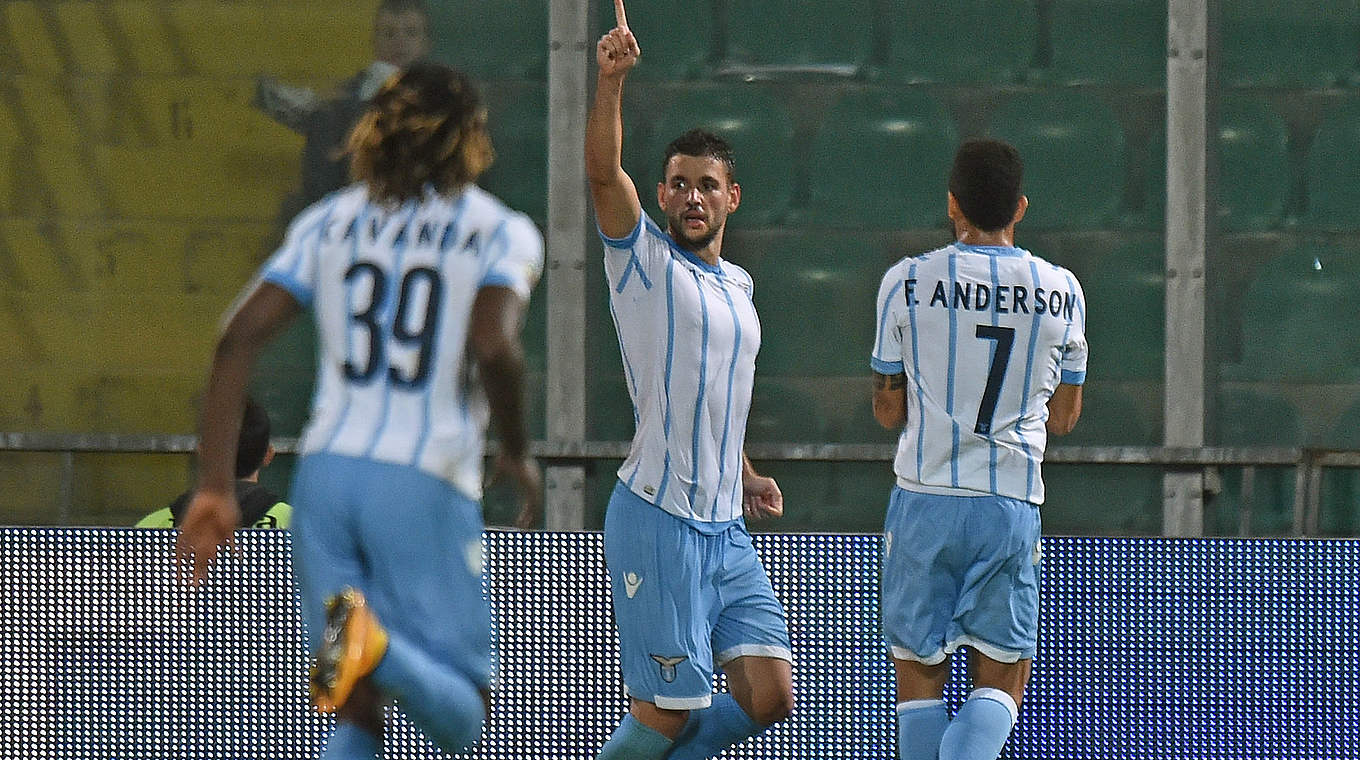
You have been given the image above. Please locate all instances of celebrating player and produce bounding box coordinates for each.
[871,138,1085,760]
[176,62,543,758]
[584,1,796,758]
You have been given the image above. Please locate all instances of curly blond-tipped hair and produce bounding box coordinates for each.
[347,62,494,204]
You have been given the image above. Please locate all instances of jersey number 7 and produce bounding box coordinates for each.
[974,325,1015,436]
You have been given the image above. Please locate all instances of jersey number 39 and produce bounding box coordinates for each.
[342,262,444,389]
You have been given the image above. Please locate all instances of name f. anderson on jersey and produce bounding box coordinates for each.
[904,278,1078,321]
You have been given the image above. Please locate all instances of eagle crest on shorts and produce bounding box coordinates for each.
[650,654,687,683]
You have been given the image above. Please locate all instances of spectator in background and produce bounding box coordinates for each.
[254,0,432,214]
[136,397,291,529]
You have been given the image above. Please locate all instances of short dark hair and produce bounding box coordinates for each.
[948,138,1024,232]
[661,129,736,182]
[235,398,271,478]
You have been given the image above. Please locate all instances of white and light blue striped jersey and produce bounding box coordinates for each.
[602,214,761,531]
[259,183,543,500]
[871,243,1087,505]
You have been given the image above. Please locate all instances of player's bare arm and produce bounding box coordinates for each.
[585,0,643,239]
[872,372,908,429]
[1046,382,1083,436]
[470,285,543,529]
[177,282,301,585]
[741,451,783,520]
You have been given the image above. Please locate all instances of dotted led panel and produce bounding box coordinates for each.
[0,530,1355,758]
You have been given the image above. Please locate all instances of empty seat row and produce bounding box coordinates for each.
[2,0,370,80]
[7,73,1360,230]
[7,0,1358,89]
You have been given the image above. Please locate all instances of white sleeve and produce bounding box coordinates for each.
[479,215,544,299]
[871,267,907,375]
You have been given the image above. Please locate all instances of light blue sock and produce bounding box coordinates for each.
[370,630,484,753]
[939,688,1018,760]
[321,722,379,759]
[897,698,949,760]
[596,714,674,760]
[665,692,764,760]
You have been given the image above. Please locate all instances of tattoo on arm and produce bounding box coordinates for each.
[873,373,906,390]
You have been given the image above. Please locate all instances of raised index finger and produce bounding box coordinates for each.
[613,0,628,28]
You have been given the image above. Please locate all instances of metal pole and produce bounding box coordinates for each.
[59,451,74,525]
[1163,0,1209,536]
[543,0,589,530]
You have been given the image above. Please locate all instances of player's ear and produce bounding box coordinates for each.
[262,445,276,469]
[656,181,666,210]
[727,180,741,212]
[1012,195,1029,225]
[946,191,962,222]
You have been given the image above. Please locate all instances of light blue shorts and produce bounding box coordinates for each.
[881,486,1042,665]
[289,453,492,688]
[604,482,792,710]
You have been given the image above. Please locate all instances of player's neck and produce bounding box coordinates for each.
[955,227,1014,247]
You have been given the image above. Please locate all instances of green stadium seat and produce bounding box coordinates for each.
[883,0,1038,84]
[430,0,547,80]
[802,89,958,230]
[842,398,900,445]
[642,83,796,227]
[1142,97,1291,231]
[594,0,715,80]
[166,1,370,80]
[1209,388,1303,536]
[587,373,637,442]
[1303,96,1360,231]
[1216,96,1289,231]
[759,460,892,533]
[1062,383,1159,447]
[723,0,873,75]
[251,318,316,437]
[479,83,546,221]
[1083,241,1164,381]
[986,91,1125,229]
[1043,464,1162,535]
[1320,399,1360,536]
[746,381,829,443]
[749,232,882,376]
[1043,0,1165,86]
[1221,0,1360,87]
[1230,248,1360,382]
[745,459,834,531]
[95,143,298,220]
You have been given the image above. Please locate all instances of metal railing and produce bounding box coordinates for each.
[3,432,1356,536]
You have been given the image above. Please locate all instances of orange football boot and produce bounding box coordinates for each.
[309,587,389,713]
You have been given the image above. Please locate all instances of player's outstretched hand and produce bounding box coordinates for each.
[175,488,241,586]
[597,0,640,77]
[742,473,784,521]
[493,452,543,530]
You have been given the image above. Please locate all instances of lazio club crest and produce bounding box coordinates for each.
[650,654,687,683]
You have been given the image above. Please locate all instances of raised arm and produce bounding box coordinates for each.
[585,0,643,239]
